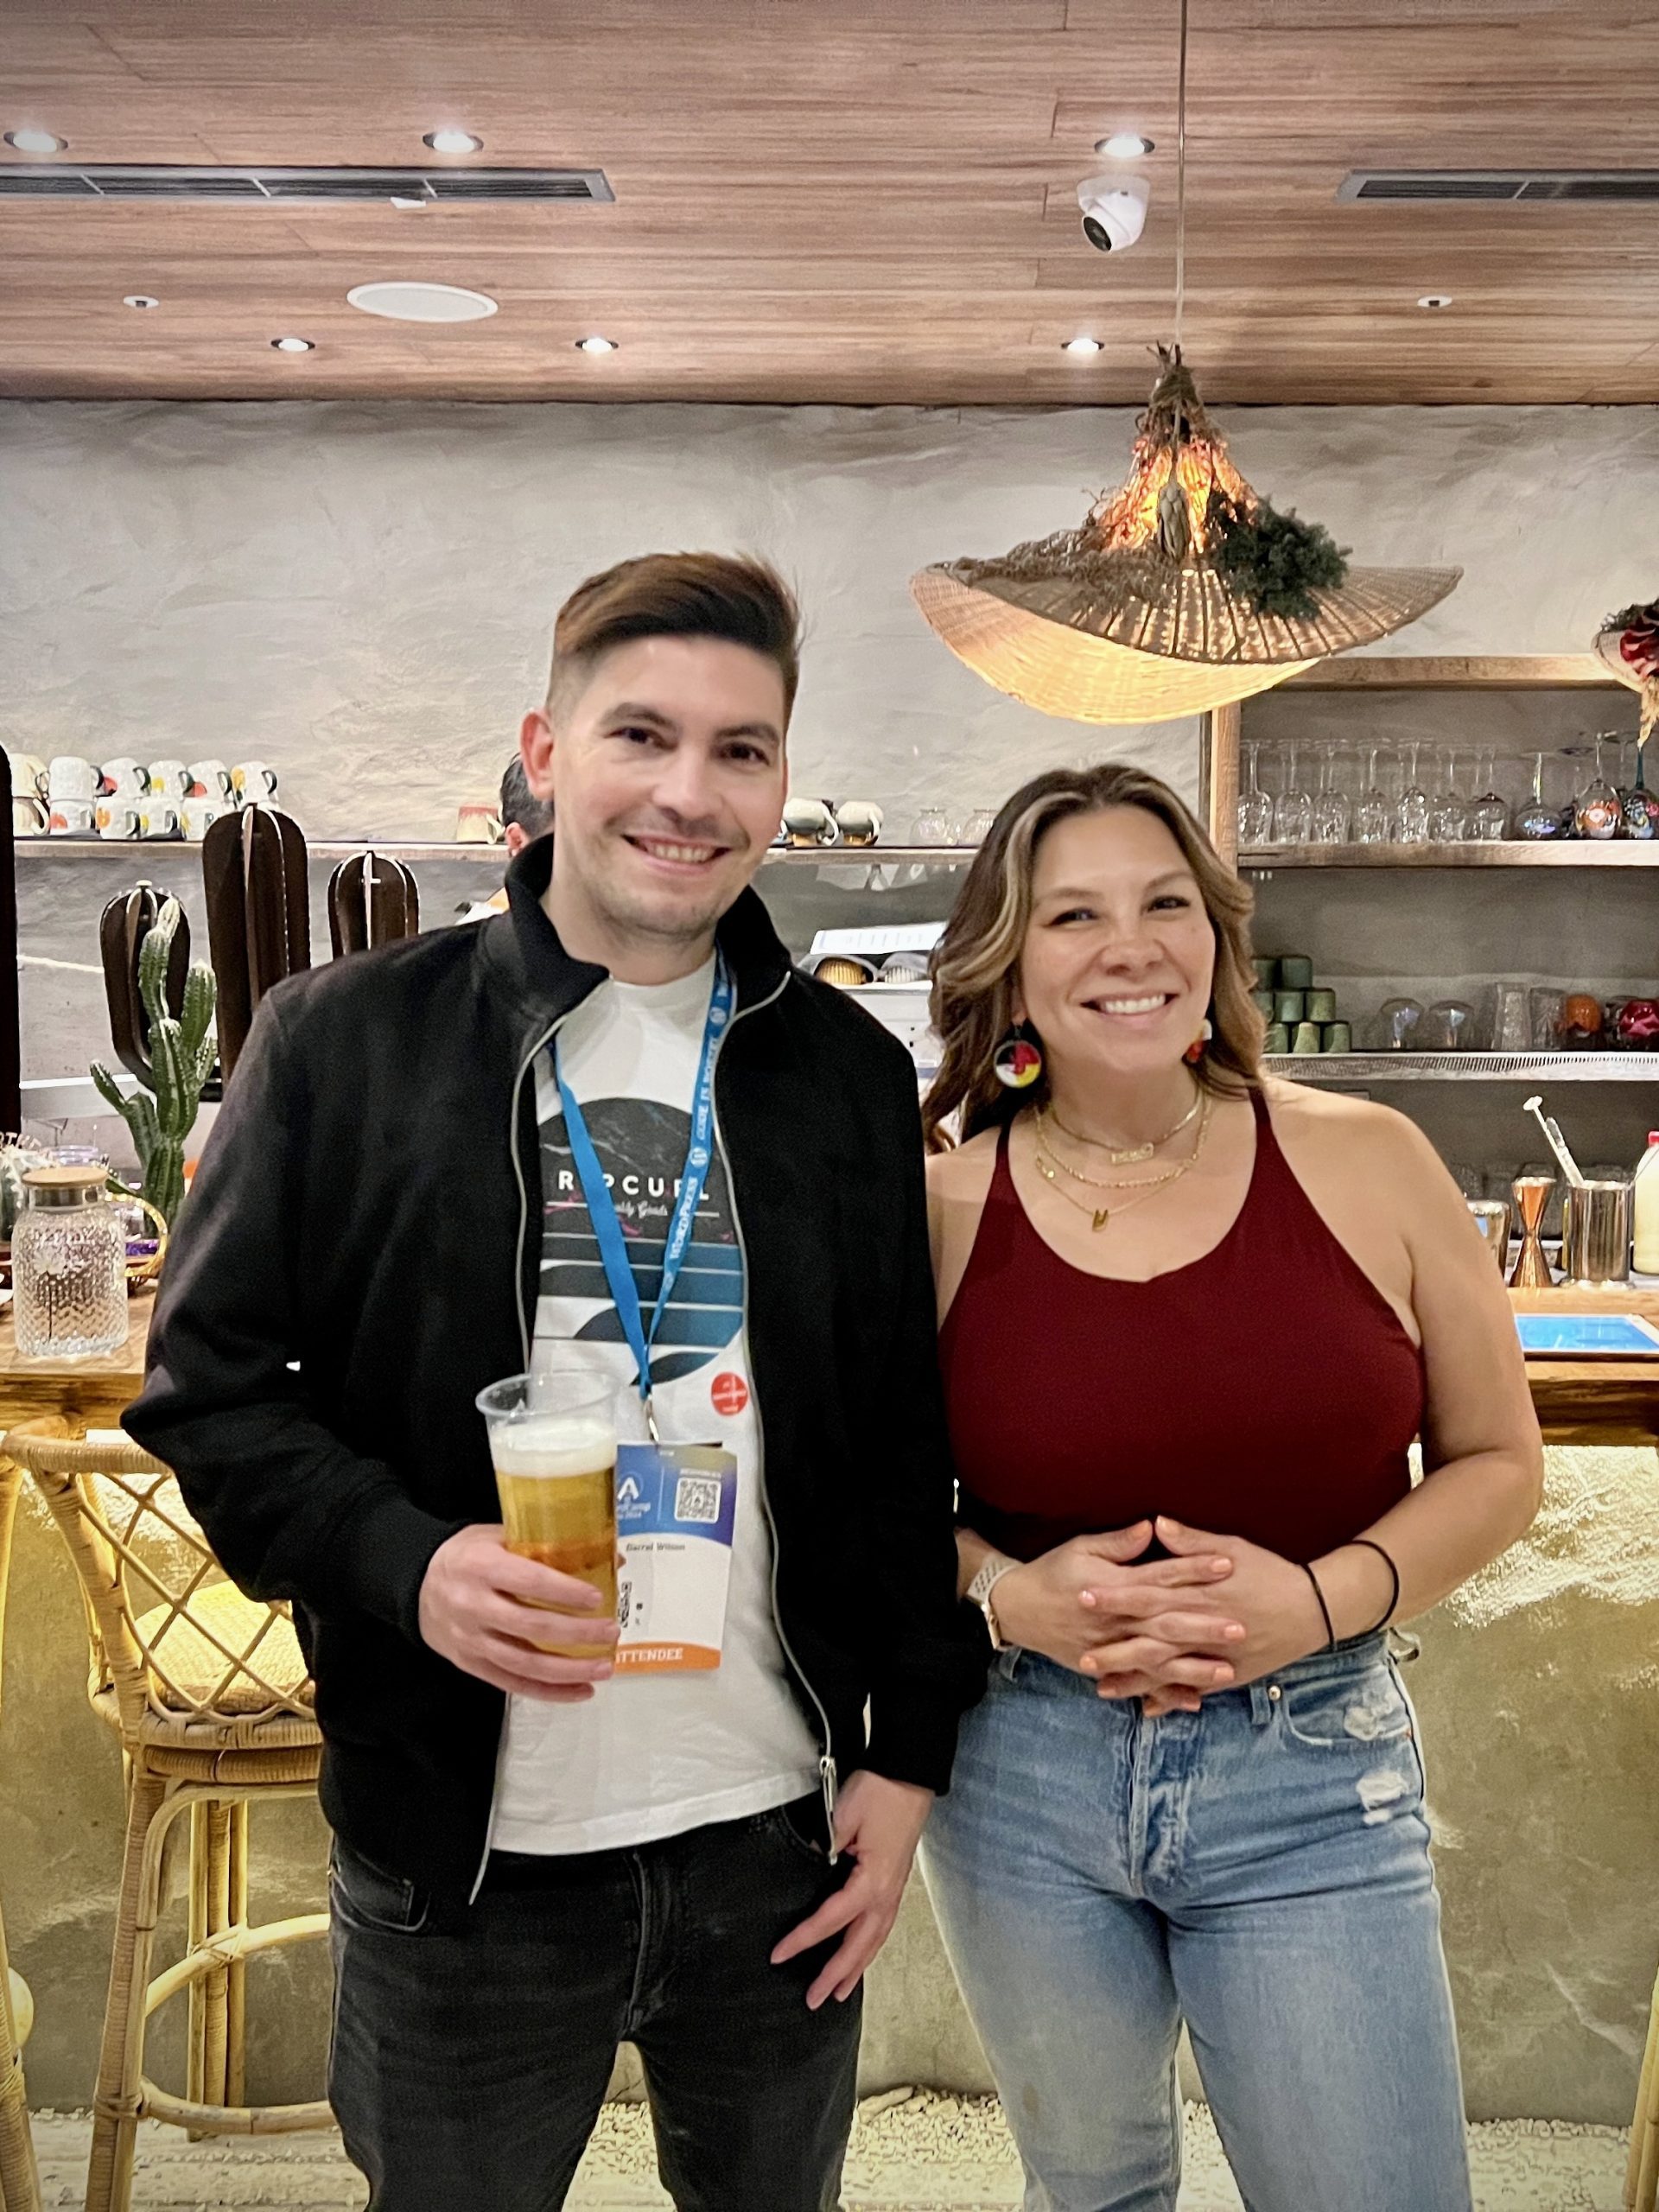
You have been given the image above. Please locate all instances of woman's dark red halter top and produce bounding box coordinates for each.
[939,1090,1424,1567]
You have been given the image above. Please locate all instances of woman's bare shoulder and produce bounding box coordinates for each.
[925,1123,1002,1200]
[1262,1075,1429,1162]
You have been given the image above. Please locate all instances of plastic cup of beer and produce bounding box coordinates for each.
[476,1363,618,1662]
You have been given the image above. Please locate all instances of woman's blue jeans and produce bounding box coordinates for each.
[922,1636,1472,2212]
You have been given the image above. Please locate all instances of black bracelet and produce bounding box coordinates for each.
[1301,1561,1337,1652]
[1347,1537,1402,1633]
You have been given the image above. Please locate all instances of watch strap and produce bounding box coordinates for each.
[966,1551,1019,1649]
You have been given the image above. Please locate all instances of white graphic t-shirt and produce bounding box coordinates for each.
[488,957,820,1854]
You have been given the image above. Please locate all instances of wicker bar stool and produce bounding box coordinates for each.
[3,1426,330,2212]
[0,1444,41,2212]
[1628,1974,1659,2209]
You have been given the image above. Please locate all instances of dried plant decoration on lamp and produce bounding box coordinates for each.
[1594,595,1659,747]
[909,0,1460,726]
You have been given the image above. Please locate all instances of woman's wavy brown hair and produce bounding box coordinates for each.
[922,763,1263,1152]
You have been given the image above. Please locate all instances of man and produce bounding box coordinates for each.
[126,552,983,2212]
[458,758,551,920]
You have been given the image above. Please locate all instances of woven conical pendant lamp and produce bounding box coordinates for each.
[912,349,1462,727]
[911,0,1459,726]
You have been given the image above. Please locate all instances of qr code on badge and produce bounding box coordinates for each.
[675,1474,722,1525]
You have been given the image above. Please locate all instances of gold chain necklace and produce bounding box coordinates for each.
[1034,1128,1191,1195]
[1033,1097,1211,1231]
[1043,1087,1201,1166]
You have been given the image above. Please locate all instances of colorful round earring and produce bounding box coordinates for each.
[1185,1017,1215,1066]
[993,1022,1045,1089]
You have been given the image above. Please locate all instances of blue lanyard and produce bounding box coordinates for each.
[555,955,734,1431]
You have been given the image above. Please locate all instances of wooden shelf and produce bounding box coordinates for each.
[1241,841,1659,869]
[1267,1052,1659,1084]
[10,839,982,869]
[1281,655,1623,691]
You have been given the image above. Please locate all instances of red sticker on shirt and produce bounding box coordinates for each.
[711,1371,749,1418]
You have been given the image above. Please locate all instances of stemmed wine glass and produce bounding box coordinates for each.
[1468,751,1510,841]
[1236,741,1274,850]
[1393,741,1430,844]
[1573,733,1621,840]
[1353,746,1392,845]
[1618,734,1658,840]
[1310,741,1352,845]
[1273,741,1313,847]
[1514,750,1563,841]
[1428,747,1470,842]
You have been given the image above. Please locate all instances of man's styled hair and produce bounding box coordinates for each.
[546,552,802,721]
[499,754,552,840]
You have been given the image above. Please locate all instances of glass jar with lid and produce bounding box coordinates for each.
[12,1165,129,1359]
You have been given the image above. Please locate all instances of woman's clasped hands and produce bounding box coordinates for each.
[990,1515,1330,1717]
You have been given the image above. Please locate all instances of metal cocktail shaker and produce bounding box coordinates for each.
[1560,1180,1631,1287]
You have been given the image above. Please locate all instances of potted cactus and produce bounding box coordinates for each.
[91,897,217,1230]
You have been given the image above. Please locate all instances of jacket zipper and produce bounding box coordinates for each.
[714,973,842,1859]
[471,1010,568,1904]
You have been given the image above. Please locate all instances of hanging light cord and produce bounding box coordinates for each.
[1173,0,1190,353]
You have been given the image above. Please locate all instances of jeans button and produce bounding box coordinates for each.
[1268,1683,1282,1701]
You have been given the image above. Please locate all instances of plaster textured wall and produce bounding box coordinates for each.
[3,400,1659,2127]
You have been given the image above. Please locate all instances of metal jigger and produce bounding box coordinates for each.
[1509,1175,1556,1288]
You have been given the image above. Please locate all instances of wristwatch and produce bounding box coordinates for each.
[965,1550,1020,1651]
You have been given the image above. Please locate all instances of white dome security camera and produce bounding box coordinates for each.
[1077,174,1150,252]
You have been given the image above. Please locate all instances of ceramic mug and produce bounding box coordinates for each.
[148,759,189,801]
[48,799,95,835]
[95,800,141,839]
[456,802,505,845]
[834,799,884,848]
[6,753,48,800]
[780,797,840,847]
[100,756,148,798]
[181,795,227,840]
[188,758,232,799]
[48,756,99,804]
[11,795,46,836]
[232,761,279,803]
[139,799,181,839]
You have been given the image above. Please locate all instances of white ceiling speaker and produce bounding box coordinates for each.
[346,281,499,323]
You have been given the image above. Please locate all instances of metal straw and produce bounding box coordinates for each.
[1522,1094,1586,1188]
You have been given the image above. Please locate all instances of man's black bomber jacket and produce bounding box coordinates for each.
[125,838,987,1902]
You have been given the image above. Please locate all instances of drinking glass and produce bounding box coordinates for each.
[1422,998,1478,1051]
[1393,741,1430,844]
[1515,751,1564,841]
[477,1360,619,1660]
[1236,741,1274,849]
[1310,741,1351,845]
[910,800,952,846]
[1489,983,1533,1052]
[1573,734,1620,840]
[1469,752,1510,841]
[1372,997,1424,1051]
[1352,746,1393,845]
[1273,742,1313,846]
[1618,735,1658,840]
[960,806,998,845]
[1428,747,1469,842]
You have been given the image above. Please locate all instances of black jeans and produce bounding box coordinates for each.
[328,1797,862,2212]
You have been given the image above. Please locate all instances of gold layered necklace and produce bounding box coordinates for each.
[1043,1088,1201,1165]
[1033,1096,1212,1232]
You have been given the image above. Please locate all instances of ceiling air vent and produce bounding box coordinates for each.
[0,163,614,206]
[1339,169,1659,205]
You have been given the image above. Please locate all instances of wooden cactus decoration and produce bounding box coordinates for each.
[201,804,310,1081]
[91,897,217,1228]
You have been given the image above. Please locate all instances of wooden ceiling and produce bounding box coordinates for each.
[2,1,1657,406]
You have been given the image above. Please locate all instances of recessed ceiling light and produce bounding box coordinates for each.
[4,129,67,155]
[1417,293,1454,309]
[270,336,315,353]
[1095,132,1154,160]
[423,129,483,155]
[1062,336,1103,355]
[123,294,161,311]
[575,334,618,354]
[347,280,498,322]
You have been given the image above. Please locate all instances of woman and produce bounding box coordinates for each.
[920,763,1541,2212]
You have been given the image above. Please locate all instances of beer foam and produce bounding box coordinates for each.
[489,1413,615,1478]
